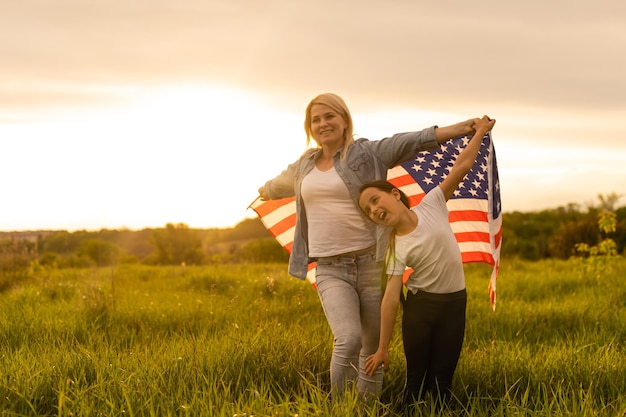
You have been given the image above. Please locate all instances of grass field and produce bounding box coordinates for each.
[1,257,625,416]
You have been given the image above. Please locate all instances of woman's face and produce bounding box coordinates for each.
[309,104,346,147]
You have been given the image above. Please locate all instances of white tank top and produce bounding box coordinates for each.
[301,166,375,257]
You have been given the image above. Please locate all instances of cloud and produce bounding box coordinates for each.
[1,0,625,230]
[2,0,624,113]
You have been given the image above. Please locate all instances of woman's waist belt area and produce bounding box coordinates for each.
[314,245,376,261]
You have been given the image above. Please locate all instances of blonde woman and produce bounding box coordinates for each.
[258,93,482,399]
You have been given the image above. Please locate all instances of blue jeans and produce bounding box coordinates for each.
[315,251,383,399]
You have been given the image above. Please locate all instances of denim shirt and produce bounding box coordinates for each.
[263,126,439,280]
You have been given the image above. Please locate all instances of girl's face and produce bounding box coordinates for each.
[358,187,403,227]
[310,104,346,147]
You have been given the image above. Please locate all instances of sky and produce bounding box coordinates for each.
[1,0,625,232]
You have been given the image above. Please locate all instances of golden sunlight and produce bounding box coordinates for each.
[0,84,307,231]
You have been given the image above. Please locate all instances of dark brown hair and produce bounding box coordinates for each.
[358,180,410,209]
[358,180,410,298]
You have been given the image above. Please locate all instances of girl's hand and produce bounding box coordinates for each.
[473,115,496,132]
[365,349,390,376]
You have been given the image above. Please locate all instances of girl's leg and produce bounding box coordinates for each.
[401,291,433,405]
[427,290,466,404]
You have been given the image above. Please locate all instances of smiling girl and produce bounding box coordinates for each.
[358,115,495,408]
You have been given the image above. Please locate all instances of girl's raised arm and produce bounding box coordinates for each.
[439,116,495,201]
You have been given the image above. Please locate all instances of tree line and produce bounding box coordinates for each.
[1,195,624,284]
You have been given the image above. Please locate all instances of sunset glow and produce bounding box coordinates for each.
[2,0,624,231]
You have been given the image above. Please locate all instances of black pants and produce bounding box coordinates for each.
[401,288,467,406]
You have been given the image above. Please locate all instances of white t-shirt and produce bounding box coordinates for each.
[301,166,375,257]
[387,187,465,294]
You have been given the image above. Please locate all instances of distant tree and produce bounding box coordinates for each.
[76,239,124,267]
[39,231,86,255]
[548,215,599,259]
[235,238,289,263]
[120,229,154,259]
[501,208,580,260]
[616,206,626,255]
[225,218,271,241]
[0,238,37,291]
[39,252,66,268]
[597,192,623,212]
[96,228,154,260]
[150,223,204,265]
[501,232,543,260]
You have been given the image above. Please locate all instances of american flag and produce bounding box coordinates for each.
[250,133,501,310]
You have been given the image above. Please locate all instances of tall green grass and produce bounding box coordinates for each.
[1,258,625,416]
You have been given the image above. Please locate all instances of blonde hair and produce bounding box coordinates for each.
[304,93,354,160]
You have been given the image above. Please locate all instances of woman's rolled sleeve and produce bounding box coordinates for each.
[263,162,298,199]
[366,126,439,167]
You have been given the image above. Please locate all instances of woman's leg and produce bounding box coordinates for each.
[355,253,383,399]
[315,254,383,399]
[316,258,363,397]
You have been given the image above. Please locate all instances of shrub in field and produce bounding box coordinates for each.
[0,237,37,292]
[235,238,290,263]
[573,210,620,279]
[76,239,125,267]
[150,223,204,265]
[38,251,67,268]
